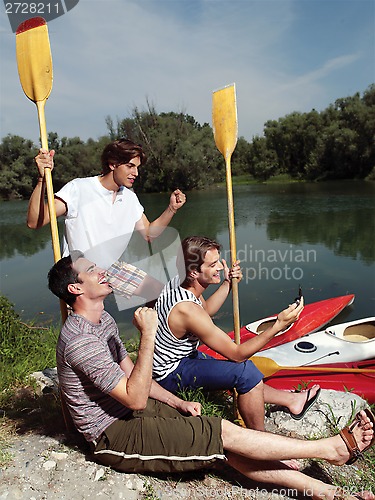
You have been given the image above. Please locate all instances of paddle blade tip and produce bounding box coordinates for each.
[212,82,236,95]
[16,17,46,35]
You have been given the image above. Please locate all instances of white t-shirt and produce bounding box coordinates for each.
[55,176,144,269]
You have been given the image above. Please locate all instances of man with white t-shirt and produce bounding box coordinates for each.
[27,139,186,301]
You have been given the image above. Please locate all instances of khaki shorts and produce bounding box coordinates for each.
[92,399,225,473]
[106,261,147,299]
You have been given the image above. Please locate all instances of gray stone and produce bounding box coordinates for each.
[29,367,59,394]
[265,388,368,438]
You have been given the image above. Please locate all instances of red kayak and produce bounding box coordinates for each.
[199,294,355,360]
[264,358,375,404]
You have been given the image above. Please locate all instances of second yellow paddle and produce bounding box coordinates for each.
[251,356,375,378]
[212,83,240,344]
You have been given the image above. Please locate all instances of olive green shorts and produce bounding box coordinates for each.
[92,399,225,473]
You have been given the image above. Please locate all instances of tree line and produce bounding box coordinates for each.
[1,85,374,200]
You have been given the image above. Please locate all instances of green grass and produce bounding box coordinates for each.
[0,295,59,406]
[177,384,233,421]
[0,416,16,467]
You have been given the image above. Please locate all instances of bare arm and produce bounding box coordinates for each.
[115,310,201,415]
[204,259,242,316]
[171,299,304,363]
[27,149,67,229]
[149,380,201,416]
[135,189,186,241]
[109,307,157,410]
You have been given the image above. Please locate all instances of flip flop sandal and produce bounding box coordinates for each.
[290,387,321,420]
[339,408,375,465]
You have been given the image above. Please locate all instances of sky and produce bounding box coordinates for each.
[0,0,374,145]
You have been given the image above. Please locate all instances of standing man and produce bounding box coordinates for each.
[153,236,320,430]
[47,252,375,500]
[27,139,186,301]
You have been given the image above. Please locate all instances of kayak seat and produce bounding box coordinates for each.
[256,320,276,333]
[343,321,375,342]
[257,319,293,335]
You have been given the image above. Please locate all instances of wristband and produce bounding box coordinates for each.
[168,205,177,215]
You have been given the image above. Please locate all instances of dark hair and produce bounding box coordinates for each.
[177,236,221,286]
[47,251,84,306]
[101,139,147,175]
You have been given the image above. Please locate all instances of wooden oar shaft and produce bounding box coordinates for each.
[226,157,240,344]
[37,100,61,263]
[37,101,66,322]
[226,157,236,248]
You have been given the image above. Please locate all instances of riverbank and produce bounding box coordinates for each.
[1,299,375,498]
[1,385,374,499]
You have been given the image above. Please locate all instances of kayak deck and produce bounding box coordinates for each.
[199,294,355,359]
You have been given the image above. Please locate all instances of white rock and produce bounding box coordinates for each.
[133,477,145,491]
[0,489,23,499]
[42,460,57,471]
[51,451,68,460]
[94,468,105,481]
[86,465,97,477]
[125,479,135,490]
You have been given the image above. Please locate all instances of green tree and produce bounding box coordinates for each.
[108,105,225,191]
[0,135,37,199]
[231,137,252,176]
[248,136,278,181]
[262,85,375,181]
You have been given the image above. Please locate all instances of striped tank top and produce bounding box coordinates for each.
[153,284,202,381]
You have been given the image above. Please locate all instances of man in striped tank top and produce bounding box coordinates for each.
[47,252,375,499]
[153,236,321,430]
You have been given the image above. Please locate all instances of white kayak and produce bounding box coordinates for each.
[255,317,375,366]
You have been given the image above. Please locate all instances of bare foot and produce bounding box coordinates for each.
[332,488,375,500]
[327,410,374,466]
[352,492,375,500]
[288,384,320,417]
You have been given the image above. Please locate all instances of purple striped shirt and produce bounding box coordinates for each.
[56,310,131,442]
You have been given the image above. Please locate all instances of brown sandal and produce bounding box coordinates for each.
[339,408,375,465]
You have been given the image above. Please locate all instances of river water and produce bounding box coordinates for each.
[0,181,374,339]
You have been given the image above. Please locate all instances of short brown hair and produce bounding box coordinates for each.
[101,139,147,175]
[47,251,84,306]
[178,236,221,286]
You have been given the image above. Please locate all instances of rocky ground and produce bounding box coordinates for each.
[0,388,373,500]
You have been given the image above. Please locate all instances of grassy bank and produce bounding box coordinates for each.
[0,295,59,404]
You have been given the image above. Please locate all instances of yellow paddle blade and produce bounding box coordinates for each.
[16,17,53,103]
[212,83,238,160]
[251,357,284,377]
[251,356,375,378]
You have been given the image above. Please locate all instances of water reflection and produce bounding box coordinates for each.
[0,182,374,337]
[267,208,374,263]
